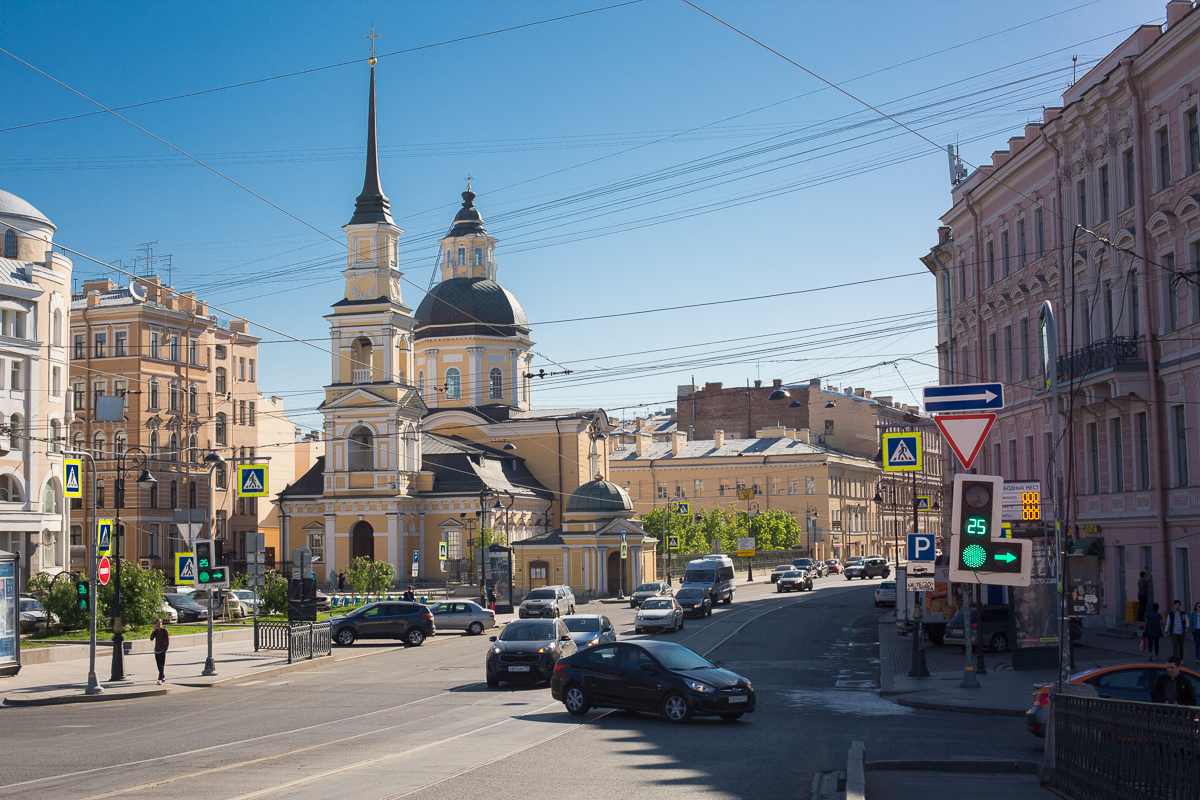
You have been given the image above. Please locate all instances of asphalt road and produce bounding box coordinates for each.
[0,575,1046,799]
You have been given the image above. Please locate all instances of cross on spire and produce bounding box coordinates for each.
[464,173,473,191]
[365,27,381,66]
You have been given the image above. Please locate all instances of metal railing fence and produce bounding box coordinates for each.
[1050,693,1200,800]
[254,619,332,664]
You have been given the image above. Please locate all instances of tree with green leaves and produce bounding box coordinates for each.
[477,525,507,548]
[345,556,396,594]
[259,571,288,615]
[97,560,167,629]
[26,571,89,630]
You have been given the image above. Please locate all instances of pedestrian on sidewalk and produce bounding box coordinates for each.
[1151,656,1196,706]
[338,572,346,592]
[150,619,170,685]
[1145,603,1164,661]
[1167,600,1187,663]
[1137,572,1150,622]
[1191,602,1200,666]
[403,585,415,602]
[486,581,496,612]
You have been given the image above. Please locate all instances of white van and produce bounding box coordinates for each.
[682,555,736,605]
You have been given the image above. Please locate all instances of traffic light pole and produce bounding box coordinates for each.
[202,588,216,676]
[66,449,103,695]
[1042,301,1070,688]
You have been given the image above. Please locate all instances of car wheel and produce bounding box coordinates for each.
[989,632,1010,653]
[487,676,499,689]
[678,617,684,630]
[874,602,880,607]
[707,607,713,617]
[468,621,484,636]
[406,628,426,646]
[719,712,744,721]
[776,587,782,593]
[564,684,590,716]
[630,602,637,609]
[661,692,692,723]
[336,628,356,646]
[846,576,852,581]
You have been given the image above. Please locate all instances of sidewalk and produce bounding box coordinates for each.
[1,635,347,706]
[877,613,1151,716]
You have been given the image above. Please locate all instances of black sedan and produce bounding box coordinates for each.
[329,601,435,646]
[776,570,812,592]
[552,641,756,722]
[164,593,209,623]
[486,618,577,688]
[674,587,713,618]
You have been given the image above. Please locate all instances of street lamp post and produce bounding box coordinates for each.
[200,451,224,677]
[109,446,156,682]
[64,448,103,695]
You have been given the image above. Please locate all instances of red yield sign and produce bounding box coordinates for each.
[98,556,111,586]
[933,413,997,471]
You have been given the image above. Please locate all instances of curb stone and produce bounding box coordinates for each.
[3,687,169,706]
[866,759,1038,774]
[893,692,1026,717]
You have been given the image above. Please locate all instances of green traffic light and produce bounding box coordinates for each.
[994,551,1016,563]
[199,571,210,582]
[964,516,988,536]
[962,543,987,569]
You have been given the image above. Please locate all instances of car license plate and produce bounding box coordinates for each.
[727,695,748,703]
[508,665,530,672]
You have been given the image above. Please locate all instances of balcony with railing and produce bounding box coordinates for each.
[1056,336,1142,382]
[351,368,372,384]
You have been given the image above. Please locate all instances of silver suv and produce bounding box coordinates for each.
[519,586,573,618]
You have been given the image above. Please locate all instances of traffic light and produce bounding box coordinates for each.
[949,473,1028,585]
[76,580,90,612]
[195,540,229,586]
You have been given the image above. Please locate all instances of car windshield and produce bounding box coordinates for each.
[500,622,557,641]
[166,594,192,605]
[794,560,813,567]
[635,583,659,592]
[20,599,42,612]
[684,569,716,584]
[826,560,838,565]
[880,582,895,589]
[676,589,705,600]
[525,590,557,601]
[651,645,714,671]
[564,617,600,632]
[775,565,792,571]
[641,599,673,610]
[782,571,802,577]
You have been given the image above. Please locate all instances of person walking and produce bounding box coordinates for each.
[1145,603,1164,661]
[150,618,170,685]
[1192,602,1200,666]
[403,585,415,602]
[1137,572,1150,622]
[1151,656,1197,706]
[486,581,497,612]
[338,572,346,592]
[1167,600,1188,663]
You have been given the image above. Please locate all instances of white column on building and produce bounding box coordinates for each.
[324,513,336,576]
[425,349,439,408]
[417,511,426,579]
[598,546,607,596]
[509,348,520,408]
[387,509,399,571]
[467,347,484,406]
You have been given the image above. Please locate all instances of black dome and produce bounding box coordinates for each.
[447,189,486,237]
[414,277,529,340]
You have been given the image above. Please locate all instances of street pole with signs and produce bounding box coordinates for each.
[64,451,102,695]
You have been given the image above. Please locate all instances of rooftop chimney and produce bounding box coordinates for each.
[753,380,762,388]
[671,430,687,456]
[713,430,725,450]
[1167,0,1192,28]
[772,378,782,389]
[809,378,822,389]
[635,432,651,457]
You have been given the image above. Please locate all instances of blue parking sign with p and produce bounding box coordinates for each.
[907,533,935,563]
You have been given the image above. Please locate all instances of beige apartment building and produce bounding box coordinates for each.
[68,275,307,575]
[0,190,73,590]
[608,426,884,561]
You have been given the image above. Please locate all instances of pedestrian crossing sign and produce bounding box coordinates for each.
[674,501,690,515]
[916,496,930,511]
[237,465,268,497]
[621,543,628,559]
[882,432,923,472]
[64,459,82,499]
[96,519,113,557]
[667,535,680,550]
[176,552,195,585]
[439,542,448,561]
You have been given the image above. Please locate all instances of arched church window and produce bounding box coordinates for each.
[4,229,16,259]
[352,337,372,382]
[489,368,503,400]
[348,426,373,472]
[418,371,425,397]
[457,247,466,267]
[445,368,461,399]
[474,247,483,267]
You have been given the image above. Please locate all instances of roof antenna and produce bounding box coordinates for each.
[1072,54,1078,86]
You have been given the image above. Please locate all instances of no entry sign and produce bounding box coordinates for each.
[98,556,111,586]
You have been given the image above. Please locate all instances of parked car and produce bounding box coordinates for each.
[944,605,1080,654]
[1026,664,1200,737]
[230,589,261,615]
[519,587,573,618]
[315,591,331,611]
[428,600,496,635]
[635,598,685,634]
[159,601,179,623]
[562,614,617,647]
[874,580,897,607]
[486,618,577,687]
[164,593,209,623]
[674,587,713,618]
[552,641,756,722]
[824,559,842,574]
[682,556,736,605]
[845,556,890,580]
[770,564,795,583]
[329,600,435,646]
[791,558,818,577]
[776,570,812,593]
[19,597,49,633]
[629,581,673,608]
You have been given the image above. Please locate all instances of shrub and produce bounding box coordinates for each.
[97,560,167,629]
[259,571,288,615]
[345,556,395,594]
[26,572,89,630]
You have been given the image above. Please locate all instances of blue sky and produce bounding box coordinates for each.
[1,0,1163,431]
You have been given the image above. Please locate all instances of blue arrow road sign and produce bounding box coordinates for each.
[908,533,935,563]
[922,383,1004,413]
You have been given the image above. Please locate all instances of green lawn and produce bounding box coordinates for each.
[27,623,247,642]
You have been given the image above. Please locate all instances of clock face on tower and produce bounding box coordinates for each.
[351,275,375,300]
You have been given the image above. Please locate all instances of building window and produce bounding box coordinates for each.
[769,477,780,496]
[147,379,158,410]
[169,336,179,362]
[1035,207,1045,255]
[239,400,247,425]
[675,481,686,499]
[215,462,227,489]
[488,367,503,399]
[93,332,106,358]
[308,532,324,564]
[1174,405,1189,487]
[189,340,197,364]
[1020,318,1031,380]
[1137,411,1150,490]
[806,476,816,495]
[149,431,159,459]
[239,357,246,381]
[1159,127,1172,190]
[215,367,226,395]
[1166,253,1179,332]
[1077,179,1087,229]
[718,483,728,497]
[787,476,798,495]
[189,481,197,509]
[249,402,255,426]
[3,228,15,258]
[169,382,180,413]
[91,382,103,410]
[1131,271,1141,338]
[988,333,998,381]
[418,371,425,396]
[215,510,226,538]
[114,430,126,456]
[1001,231,1010,277]
[49,419,61,453]
[169,433,179,463]
[1110,417,1124,492]
[1003,325,1013,383]
[753,482,762,496]
[445,368,461,399]
[148,481,158,509]
[457,246,466,266]
[656,482,667,500]
[72,382,85,412]
[115,331,127,357]
[1124,148,1136,209]
[96,479,105,509]
[694,479,703,497]
[474,246,483,267]
[189,386,197,416]
[50,365,61,398]
[1098,164,1110,222]
[73,334,85,360]
[6,415,19,454]
[169,480,177,509]
[1017,220,1026,269]
[188,434,198,463]
[348,426,373,472]
[215,412,227,445]
[986,240,995,285]
[1025,434,1036,481]
[215,344,226,360]
[248,359,255,381]
[147,524,160,558]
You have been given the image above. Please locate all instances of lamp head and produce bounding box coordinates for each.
[136,469,156,484]
[203,451,225,465]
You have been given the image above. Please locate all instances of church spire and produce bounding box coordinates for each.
[347,59,393,227]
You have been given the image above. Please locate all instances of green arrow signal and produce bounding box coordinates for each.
[993,551,1017,563]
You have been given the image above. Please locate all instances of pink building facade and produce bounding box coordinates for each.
[923,1,1200,628]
